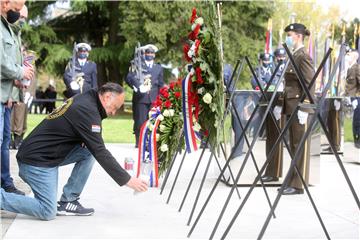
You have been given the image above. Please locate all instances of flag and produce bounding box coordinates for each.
[278,19,284,48]
[357,23,360,64]
[336,23,346,96]
[264,19,273,63]
[322,34,331,92]
[307,32,313,60]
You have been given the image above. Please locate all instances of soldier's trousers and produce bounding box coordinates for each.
[11,102,28,136]
[352,97,360,147]
[287,113,312,190]
[327,99,342,151]
[264,114,284,178]
[133,102,151,146]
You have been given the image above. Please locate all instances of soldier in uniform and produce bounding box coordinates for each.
[344,49,360,148]
[261,48,287,182]
[125,44,164,147]
[251,53,273,90]
[63,43,98,98]
[274,23,315,195]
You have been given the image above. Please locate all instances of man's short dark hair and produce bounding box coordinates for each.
[98,82,124,95]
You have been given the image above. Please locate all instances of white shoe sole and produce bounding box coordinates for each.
[57,211,94,216]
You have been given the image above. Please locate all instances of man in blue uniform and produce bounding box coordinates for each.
[251,53,273,90]
[125,44,164,147]
[63,42,98,98]
[1,83,148,220]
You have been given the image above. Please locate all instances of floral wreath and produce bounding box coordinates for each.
[137,5,224,183]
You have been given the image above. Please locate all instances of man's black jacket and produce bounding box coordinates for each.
[17,89,130,186]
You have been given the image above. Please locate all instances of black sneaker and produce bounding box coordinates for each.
[57,200,94,216]
[3,185,25,195]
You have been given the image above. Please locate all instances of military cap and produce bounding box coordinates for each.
[274,48,286,57]
[75,43,92,52]
[345,45,355,53]
[260,53,271,61]
[142,44,158,53]
[284,23,310,36]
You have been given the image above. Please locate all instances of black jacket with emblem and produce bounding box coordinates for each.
[278,46,315,114]
[17,89,130,186]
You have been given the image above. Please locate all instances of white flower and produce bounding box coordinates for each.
[169,109,175,117]
[193,122,201,132]
[163,109,170,117]
[148,124,154,131]
[197,87,205,94]
[203,93,212,104]
[195,17,204,26]
[159,124,166,132]
[160,144,168,152]
[191,23,197,31]
[158,114,164,121]
[156,133,160,141]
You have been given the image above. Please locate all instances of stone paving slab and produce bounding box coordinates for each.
[2,143,359,239]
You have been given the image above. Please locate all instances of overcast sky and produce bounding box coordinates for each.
[317,0,360,22]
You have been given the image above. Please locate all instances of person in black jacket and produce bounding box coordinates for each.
[0,83,148,220]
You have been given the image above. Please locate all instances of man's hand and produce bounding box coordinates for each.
[126,177,148,192]
[352,99,358,110]
[273,106,282,121]
[14,79,25,89]
[139,84,151,93]
[23,65,35,80]
[334,99,341,111]
[297,110,308,125]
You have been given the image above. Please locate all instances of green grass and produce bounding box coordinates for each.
[344,117,353,142]
[26,112,135,143]
[26,113,355,144]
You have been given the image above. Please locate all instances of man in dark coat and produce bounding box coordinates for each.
[63,42,98,98]
[125,44,164,147]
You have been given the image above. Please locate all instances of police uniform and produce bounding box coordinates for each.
[251,53,273,90]
[63,43,98,98]
[344,56,360,148]
[277,23,315,193]
[125,45,164,146]
[262,48,287,182]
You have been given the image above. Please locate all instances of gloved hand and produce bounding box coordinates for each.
[352,99,358,110]
[273,106,282,121]
[139,84,151,93]
[297,110,308,125]
[70,81,80,90]
[344,97,351,105]
[334,99,341,111]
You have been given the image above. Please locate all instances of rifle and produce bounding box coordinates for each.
[71,42,77,82]
[134,42,144,84]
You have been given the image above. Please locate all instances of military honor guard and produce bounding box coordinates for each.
[251,53,273,90]
[125,44,164,147]
[344,49,360,148]
[264,23,315,195]
[261,48,287,183]
[63,42,98,98]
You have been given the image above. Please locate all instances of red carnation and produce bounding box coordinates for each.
[183,43,192,62]
[190,8,197,24]
[164,100,172,108]
[195,39,201,56]
[153,95,163,107]
[188,24,200,41]
[204,129,209,137]
[169,82,176,90]
[195,67,204,84]
[174,91,181,99]
[160,87,169,98]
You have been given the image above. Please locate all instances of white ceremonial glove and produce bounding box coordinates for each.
[273,106,282,121]
[139,84,151,93]
[70,81,80,90]
[344,97,351,106]
[297,110,308,125]
[352,99,358,110]
[334,99,341,111]
[132,86,138,93]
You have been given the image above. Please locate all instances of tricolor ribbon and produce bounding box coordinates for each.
[182,72,198,153]
[137,107,161,187]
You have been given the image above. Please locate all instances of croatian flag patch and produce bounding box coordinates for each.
[91,125,101,133]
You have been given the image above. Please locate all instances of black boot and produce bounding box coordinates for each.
[13,134,22,149]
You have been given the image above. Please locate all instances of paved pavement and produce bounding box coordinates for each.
[1,141,359,239]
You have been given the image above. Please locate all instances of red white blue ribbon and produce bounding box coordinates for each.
[182,72,198,153]
[137,107,161,187]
